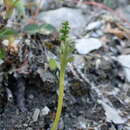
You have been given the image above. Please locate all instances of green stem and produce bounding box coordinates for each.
[51,65,65,130]
[51,21,71,130]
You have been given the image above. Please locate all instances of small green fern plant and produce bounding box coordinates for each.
[51,21,73,130]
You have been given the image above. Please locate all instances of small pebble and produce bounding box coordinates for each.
[28,94,34,100]
[118,55,130,82]
[0,59,4,65]
[78,121,86,129]
[86,21,103,31]
[75,38,102,54]
[2,39,9,46]
[26,127,33,130]
[32,108,40,122]
[41,106,50,116]
[25,39,31,46]
[23,123,28,127]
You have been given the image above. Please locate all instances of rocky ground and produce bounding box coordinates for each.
[0,0,130,130]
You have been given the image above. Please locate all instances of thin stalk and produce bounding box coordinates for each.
[51,21,72,130]
[51,64,65,130]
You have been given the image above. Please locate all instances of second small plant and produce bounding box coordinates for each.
[51,21,73,130]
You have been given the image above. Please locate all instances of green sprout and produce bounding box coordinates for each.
[51,21,73,130]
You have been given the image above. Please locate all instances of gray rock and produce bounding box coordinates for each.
[26,127,33,130]
[23,123,28,127]
[91,30,104,38]
[0,59,4,65]
[75,38,102,54]
[41,106,50,116]
[117,55,130,82]
[98,100,126,124]
[78,121,86,129]
[28,94,34,100]
[38,7,86,36]
[86,21,103,31]
[32,108,40,122]
[75,117,87,129]
[2,40,9,46]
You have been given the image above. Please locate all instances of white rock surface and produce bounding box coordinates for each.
[78,121,86,129]
[86,21,103,31]
[76,117,87,129]
[117,55,130,82]
[41,106,50,116]
[0,59,4,65]
[32,108,40,122]
[75,38,102,54]
[98,100,126,124]
[2,40,9,46]
[38,7,86,36]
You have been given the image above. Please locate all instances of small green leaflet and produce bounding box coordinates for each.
[23,24,39,34]
[0,48,5,59]
[23,24,56,35]
[67,56,73,63]
[49,58,57,71]
[0,28,17,39]
[39,24,56,35]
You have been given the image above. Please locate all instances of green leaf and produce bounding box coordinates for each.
[23,24,40,34]
[67,56,74,63]
[14,0,25,16]
[0,48,6,59]
[39,24,56,35]
[49,58,57,71]
[0,28,17,39]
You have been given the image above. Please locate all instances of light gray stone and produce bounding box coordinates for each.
[0,59,4,65]
[41,106,50,116]
[75,38,102,54]
[86,21,103,31]
[38,7,86,36]
[118,55,130,82]
[98,100,126,124]
[32,108,40,122]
